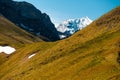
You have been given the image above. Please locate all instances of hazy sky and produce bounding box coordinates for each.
[14,0,120,26]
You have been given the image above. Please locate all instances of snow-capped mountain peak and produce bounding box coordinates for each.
[56,16,92,39]
[80,16,92,25]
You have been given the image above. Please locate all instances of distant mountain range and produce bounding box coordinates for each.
[0,0,93,41]
[56,17,92,38]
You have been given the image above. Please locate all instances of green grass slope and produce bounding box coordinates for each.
[0,6,120,80]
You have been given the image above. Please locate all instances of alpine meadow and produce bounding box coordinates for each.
[0,0,120,80]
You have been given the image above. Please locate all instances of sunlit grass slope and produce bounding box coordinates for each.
[0,16,42,65]
[0,16,42,48]
[0,6,120,80]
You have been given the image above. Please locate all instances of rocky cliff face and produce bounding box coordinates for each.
[0,0,60,41]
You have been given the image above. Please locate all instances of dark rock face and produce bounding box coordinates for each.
[117,51,120,64]
[0,0,60,41]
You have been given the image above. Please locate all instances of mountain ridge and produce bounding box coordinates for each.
[0,0,60,41]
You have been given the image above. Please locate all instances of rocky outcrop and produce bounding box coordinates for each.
[0,0,60,41]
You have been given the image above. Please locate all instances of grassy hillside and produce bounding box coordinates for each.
[0,16,42,65]
[0,16,42,48]
[0,6,120,80]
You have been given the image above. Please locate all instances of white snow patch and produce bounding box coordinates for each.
[59,35,66,39]
[28,54,36,59]
[20,23,33,31]
[36,32,41,36]
[29,29,34,31]
[54,23,59,28]
[0,46,16,54]
[20,24,28,29]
